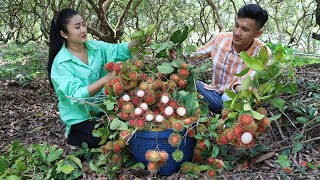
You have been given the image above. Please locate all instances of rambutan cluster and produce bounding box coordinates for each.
[216,108,271,149]
[145,149,169,172]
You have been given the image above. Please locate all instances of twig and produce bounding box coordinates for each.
[274,136,320,152]
[279,109,298,130]
[273,119,285,140]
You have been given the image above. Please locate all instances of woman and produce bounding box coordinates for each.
[48,8,139,148]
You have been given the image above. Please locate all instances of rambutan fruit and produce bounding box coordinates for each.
[207,157,215,165]
[214,159,224,169]
[164,106,174,116]
[111,153,122,164]
[172,120,184,132]
[183,117,193,125]
[134,107,143,117]
[120,130,131,140]
[136,118,145,129]
[113,63,121,74]
[166,80,177,90]
[207,169,216,177]
[139,82,149,90]
[144,94,155,105]
[104,88,110,96]
[159,150,169,161]
[113,82,124,95]
[100,145,109,154]
[131,96,141,106]
[140,103,148,111]
[104,62,114,71]
[155,114,164,123]
[129,119,136,127]
[238,114,254,126]
[145,112,154,122]
[181,62,188,69]
[113,143,122,153]
[122,102,134,114]
[216,134,228,145]
[170,74,180,83]
[113,77,121,84]
[193,147,203,156]
[187,128,196,137]
[128,80,139,89]
[135,60,144,69]
[122,94,130,102]
[259,117,271,128]
[221,108,231,120]
[192,155,203,164]
[147,162,160,172]
[136,89,145,98]
[172,149,184,162]
[145,150,160,162]
[116,139,127,148]
[118,112,129,120]
[179,69,189,78]
[161,94,170,104]
[168,100,178,109]
[181,162,194,173]
[176,106,187,117]
[178,79,187,88]
[129,71,139,80]
[224,128,235,141]
[233,125,244,138]
[240,131,253,145]
[168,133,181,147]
[196,140,207,150]
[257,107,267,116]
[107,79,114,88]
[140,73,147,81]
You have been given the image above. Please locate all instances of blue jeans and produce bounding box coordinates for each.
[196,80,223,114]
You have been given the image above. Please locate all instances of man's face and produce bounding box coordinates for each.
[232,17,262,50]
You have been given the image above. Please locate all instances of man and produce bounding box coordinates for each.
[174,4,270,113]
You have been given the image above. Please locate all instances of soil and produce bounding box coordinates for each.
[0,64,319,179]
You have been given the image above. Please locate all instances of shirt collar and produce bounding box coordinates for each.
[57,40,97,63]
[227,38,258,56]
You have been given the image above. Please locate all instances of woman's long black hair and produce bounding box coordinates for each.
[48,8,79,86]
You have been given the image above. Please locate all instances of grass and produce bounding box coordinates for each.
[0,42,48,82]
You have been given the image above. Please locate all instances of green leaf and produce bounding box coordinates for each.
[292,143,303,154]
[61,164,75,174]
[269,114,282,121]
[235,67,250,77]
[271,97,285,110]
[68,155,82,169]
[35,144,47,163]
[47,147,63,163]
[243,103,252,111]
[131,30,144,40]
[295,117,307,124]
[253,144,271,152]
[240,51,264,71]
[250,110,265,120]
[258,46,269,65]
[145,24,157,36]
[211,145,219,157]
[225,89,236,99]
[198,164,210,171]
[277,154,290,168]
[242,76,251,91]
[15,159,27,172]
[6,175,20,180]
[130,162,145,170]
[170,26,189,44]
[227,112,238,119]
[0,158,9,173]
[156,65,175,74]
[293,134,304,141]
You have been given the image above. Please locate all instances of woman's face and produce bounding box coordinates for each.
[63,14,87,44]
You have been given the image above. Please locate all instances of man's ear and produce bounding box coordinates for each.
[256,31,262,38]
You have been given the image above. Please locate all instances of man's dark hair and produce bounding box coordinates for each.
[237,4,268,29]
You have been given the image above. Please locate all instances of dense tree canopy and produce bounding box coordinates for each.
[0,0,319,53]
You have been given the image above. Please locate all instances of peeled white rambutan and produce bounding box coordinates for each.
[122,94,130,102]
[164,106,174,116]
[161,95,170,104]
[136,90,145,98]
[155,114,164,122]
[176,106,187,116]
[240,132,253,144]
[140,103,148,110]
[135,107,143,116]
[145,113,154,121]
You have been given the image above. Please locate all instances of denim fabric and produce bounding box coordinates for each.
[196,80,223,114]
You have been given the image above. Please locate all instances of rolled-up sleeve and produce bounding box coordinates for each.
[51,63,90,104]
